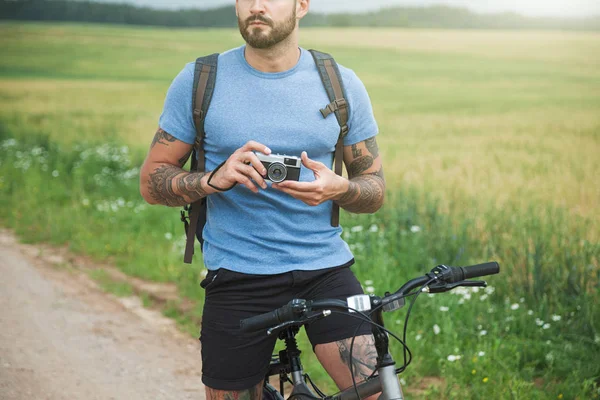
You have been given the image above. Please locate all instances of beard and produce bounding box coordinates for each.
[238,8,297,49]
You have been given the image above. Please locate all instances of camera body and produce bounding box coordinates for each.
[255,153,301,183]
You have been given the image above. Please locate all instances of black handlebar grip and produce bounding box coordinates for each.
[458,262,500,280]
[240,309,281,332]
[239,303,296,333]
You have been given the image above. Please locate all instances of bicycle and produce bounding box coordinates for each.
[240,262,501,400]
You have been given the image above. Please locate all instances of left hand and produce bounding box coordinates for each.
[272,151,347,206]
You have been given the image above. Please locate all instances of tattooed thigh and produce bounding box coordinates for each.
[315,334,378,390]
[206,381,263,400]
[336,335,378,381]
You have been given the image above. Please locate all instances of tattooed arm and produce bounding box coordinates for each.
[140,128,215,207]
[335,137,385,214]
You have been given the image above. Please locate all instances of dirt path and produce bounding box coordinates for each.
[0,231,206,400]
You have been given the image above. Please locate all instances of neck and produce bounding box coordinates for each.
[244,31,300,73]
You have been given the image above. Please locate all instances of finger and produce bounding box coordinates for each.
[234,172,259,193]
[243,151,268,177]
[274,187,321,206]
[241,141,271,155]
[237,163,268,190]
[301,151,323,171]
[273,180,316,192]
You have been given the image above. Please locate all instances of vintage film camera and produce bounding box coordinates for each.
[255,153,301,183]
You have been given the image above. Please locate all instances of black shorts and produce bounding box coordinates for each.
[199,262,371,391]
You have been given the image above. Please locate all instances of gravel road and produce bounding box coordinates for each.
[0,232,206,400]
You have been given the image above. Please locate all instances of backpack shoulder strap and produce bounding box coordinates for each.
[191,53,219,173]
[309,49,349,228]
[183,53,218,264]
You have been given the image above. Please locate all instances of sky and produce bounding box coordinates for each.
[113,0,600,18]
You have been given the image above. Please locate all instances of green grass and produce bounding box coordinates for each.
[1,21,599,399]
[88,269,134,297]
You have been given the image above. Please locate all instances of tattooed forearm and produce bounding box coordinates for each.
[148,164,208,207]
[347,155,374,177]
[336,170,385,214]
[337,336,378,382]
[150,128,177,149]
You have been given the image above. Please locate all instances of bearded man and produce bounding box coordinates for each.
[140,1,385,398]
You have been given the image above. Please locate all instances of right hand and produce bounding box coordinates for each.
[208,141,271,193]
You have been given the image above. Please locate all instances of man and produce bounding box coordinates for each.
[140,0,385,399]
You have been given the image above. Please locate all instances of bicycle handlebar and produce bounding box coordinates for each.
[240,262,500,333]
[446,261,500,282]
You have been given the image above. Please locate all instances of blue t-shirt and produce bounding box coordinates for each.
[159,46,378,274]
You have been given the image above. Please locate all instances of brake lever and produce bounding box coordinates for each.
[427,280,487,294]
[266,310,332,336]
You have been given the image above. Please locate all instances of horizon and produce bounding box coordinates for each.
[87,0,600,18]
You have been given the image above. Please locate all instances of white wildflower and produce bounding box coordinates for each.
[31,147,43,156]
[477,325,483,330]
[164,232,173,240]
[545,353,554,363]
[551,315,561,322]
[433,324,441,335]
[350,225,363,233]
[415,334,422,341]
[510,303,520,310]
[365,286,375,294]
[369,224,378,233]
[528,310,534,316]
[447,355,461,362]
[594,335,600,344]
[479,294,488,301]
[82,198,90,206]
[543,323,551,330]
[410,225,421,233]
[117,198,125,207]
[399,378,407,386]
[365,280,374,285]
[478,351,485,357]
[484,286,495,295]
[520,297,525,303]
[505,316,515,322]
[52,170,59,177]
[546,340,551,345]
[535,318,544,326]
[439,306,449,312]
[479,330,488,336]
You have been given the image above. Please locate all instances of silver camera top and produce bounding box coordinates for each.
[255,153,302,168]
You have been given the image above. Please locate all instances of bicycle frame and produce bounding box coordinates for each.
[264,307,405,400]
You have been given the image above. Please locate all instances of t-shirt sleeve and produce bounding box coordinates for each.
[158,63,196,145]
[343,70,379,146]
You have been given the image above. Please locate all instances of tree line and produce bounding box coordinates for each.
[1,0,598,31]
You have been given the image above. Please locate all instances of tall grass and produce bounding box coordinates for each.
[1,22,599,398]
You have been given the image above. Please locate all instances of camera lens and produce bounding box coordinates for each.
[267,162,287,183]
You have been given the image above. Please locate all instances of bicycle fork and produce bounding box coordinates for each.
[372,308,404,400]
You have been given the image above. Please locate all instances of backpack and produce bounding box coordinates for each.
[181,50,350,264]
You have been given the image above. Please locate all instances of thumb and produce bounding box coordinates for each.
[301,151,321,171]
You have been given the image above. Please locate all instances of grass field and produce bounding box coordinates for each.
[1,21,599,399]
